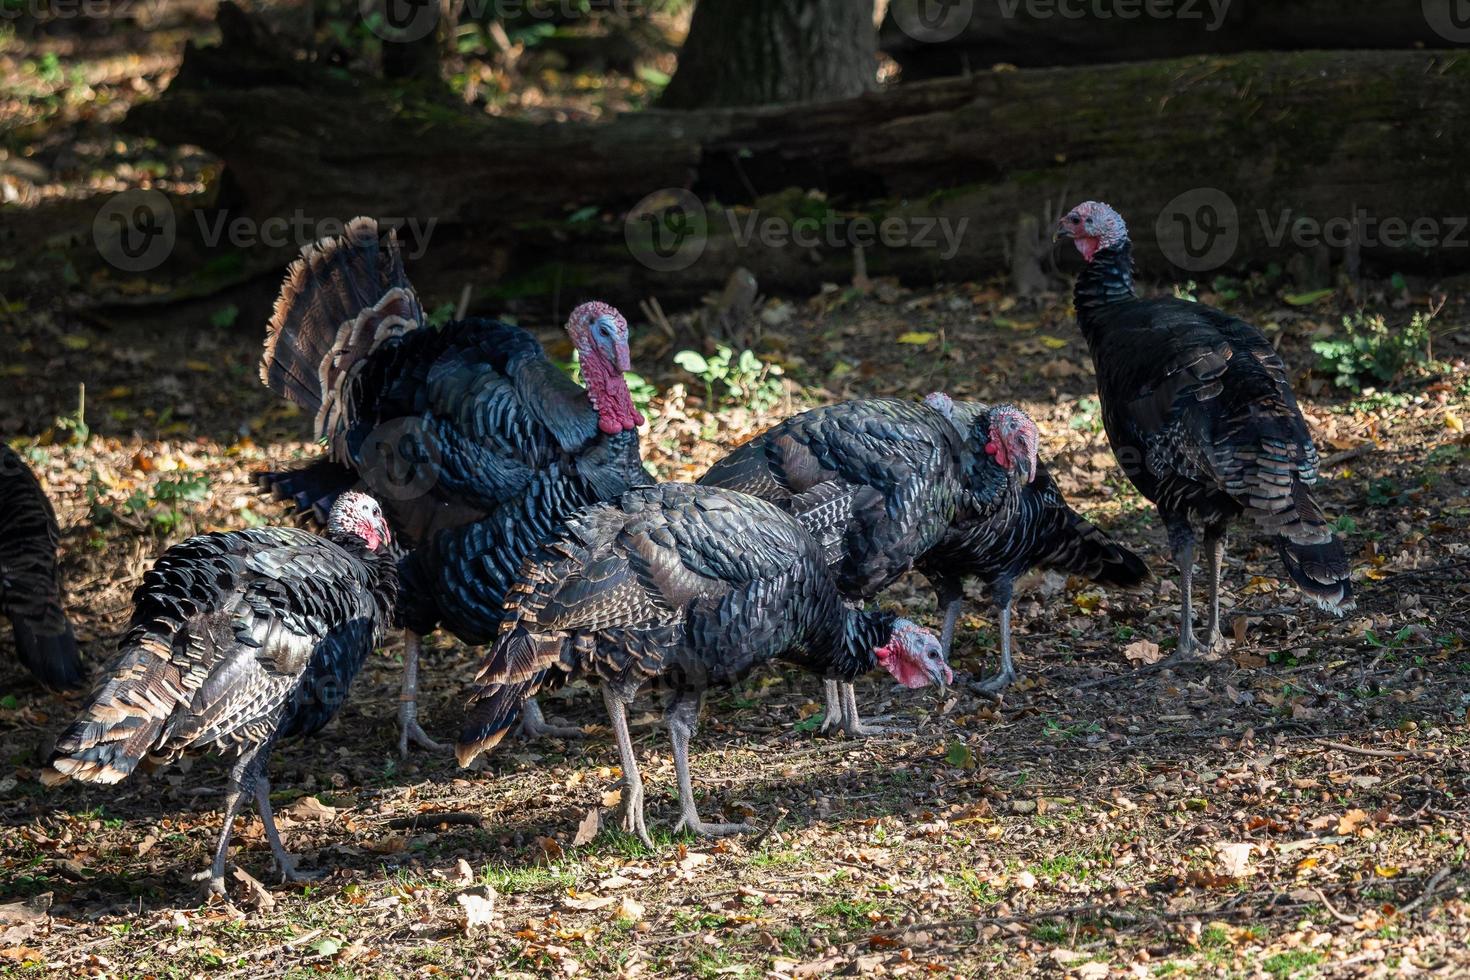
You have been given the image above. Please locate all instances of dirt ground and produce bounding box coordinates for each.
[2,272,1469,979]
[4,6,1470,978]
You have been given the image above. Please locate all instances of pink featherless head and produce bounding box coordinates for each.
[1056,201,1128,263]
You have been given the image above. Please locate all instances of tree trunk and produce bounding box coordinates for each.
[880,0,1460,80]
[364,0,445,80]
[661,0,877,109]
[80,8,1470,311]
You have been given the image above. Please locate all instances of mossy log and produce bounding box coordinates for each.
[879,0,1462,80]
[118,5,1470,312]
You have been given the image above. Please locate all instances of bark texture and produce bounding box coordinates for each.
[661,0,877,109]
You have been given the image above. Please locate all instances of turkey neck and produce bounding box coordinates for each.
[1072,241,1138,330]
[831,609,898,680]
[328,531,400,614]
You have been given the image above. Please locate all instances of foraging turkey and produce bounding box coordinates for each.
[1,444,82,690]
[918,392,1149,694]
[1056,201,1352,661]
[258,217,650,754]
[43,493,396,898]
[698,397,1037,733]
[455,483,949,844]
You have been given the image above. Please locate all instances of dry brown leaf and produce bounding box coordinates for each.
[1215,841,1257,879]
[457,885,498,932]
[231,867,275,912]
[562,891,616,911]
[616,897,644,923]
[572,808,600,847]
[1124,639,1163,665]
[1338,809,1371,835]
[286,796,339,823]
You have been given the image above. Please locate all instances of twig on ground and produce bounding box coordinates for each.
[1318,740,1433,760]
[385,811,484,830]
[1396,866,1456,915]
[746,806,789,850]
[1312,887,1358,924]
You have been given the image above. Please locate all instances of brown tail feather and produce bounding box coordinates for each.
[43,634,184,786]
[259,216,425,450]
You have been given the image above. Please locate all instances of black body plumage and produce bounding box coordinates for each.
[457,484,896,760]
[1070,230,1352,645]
[0,444,82,690]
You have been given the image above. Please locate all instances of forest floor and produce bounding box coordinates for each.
[5,6,1470,979]
[2,273,1469,980]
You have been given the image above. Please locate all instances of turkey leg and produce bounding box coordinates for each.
[667,690,753,838]
[970,579,1017,698]
[1164,517,1199,663]
[1202,525,1227,651]
[398,631,448,757]
[254,775,322,884]
[517,698,586,740]
[603,687,652,848]
[193,748,260,900]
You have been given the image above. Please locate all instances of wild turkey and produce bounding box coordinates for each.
[918,392,1149,694]
[43,493,397,898]
[698,397,1037,733]
[1056,200,1352,661]
[455,484,949,844]
[1,444,82,690]
[258,217,650,754]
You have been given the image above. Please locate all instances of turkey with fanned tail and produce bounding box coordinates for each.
[257,218,651,755]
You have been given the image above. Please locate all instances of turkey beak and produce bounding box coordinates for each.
[1054,216,1077,242]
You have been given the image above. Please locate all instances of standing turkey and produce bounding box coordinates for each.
[455,483,949,845]
[918,392,1149,694]
[698,397,1037,733]
[43,493,397,897]
[259,217,650,754]
[1,444,82,690]
[1056,200,1352,661]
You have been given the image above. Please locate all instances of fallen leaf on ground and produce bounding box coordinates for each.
[1215,841,1257,878]
[1124,639,1163,665]
[457,885,497,931]
[573,808,600,847]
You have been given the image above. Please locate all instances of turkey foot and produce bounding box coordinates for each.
[616,778,652,848]
[255,777,321,885]
[673,813,754,838]
[604,688,654,848]
[517,699,585,740]
[192,867,230,902]
[969,668,1016,700]
[838,682,905,737]
[398,699,448,757]
[398,632,449,757]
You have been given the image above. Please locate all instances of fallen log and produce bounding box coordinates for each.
[103,5,1470,312]
[879,0,1462,80]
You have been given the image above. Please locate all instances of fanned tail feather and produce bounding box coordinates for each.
[42,632,183,786]
[13,619,84,692]
[259,216,426,449]
[1277,536,1353,614]
[454,626,557,767]
[1046,513,1150,588]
